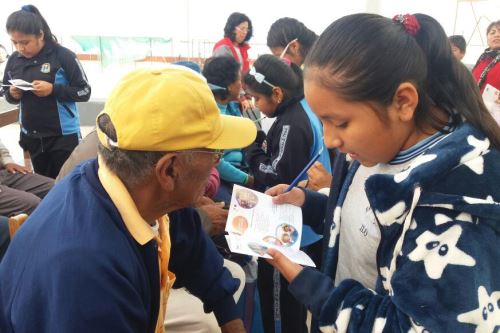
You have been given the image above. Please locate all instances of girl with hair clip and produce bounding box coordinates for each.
[266,13,500,333]
[2,5,91,178]
[244,54,322,333]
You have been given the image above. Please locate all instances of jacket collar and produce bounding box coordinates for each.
[363,123,500,226]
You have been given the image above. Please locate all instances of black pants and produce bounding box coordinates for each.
[20,133,79,179]
[257,240,323,333]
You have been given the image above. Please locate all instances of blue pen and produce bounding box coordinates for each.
[284,146,324,192]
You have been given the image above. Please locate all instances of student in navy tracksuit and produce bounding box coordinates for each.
[243,54,320,333]
[3,5,91,178]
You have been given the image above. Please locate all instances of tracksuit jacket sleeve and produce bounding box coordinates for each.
[245,123,312,188]
[301,189,328,235]
[168,209,240,326]
[52,48,91,102]
[2,57,20,105]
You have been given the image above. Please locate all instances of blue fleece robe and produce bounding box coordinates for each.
[291,123,500,333]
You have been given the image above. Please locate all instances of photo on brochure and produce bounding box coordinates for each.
[225,185,316,267]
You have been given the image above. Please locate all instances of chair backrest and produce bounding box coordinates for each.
[8,213,28,238]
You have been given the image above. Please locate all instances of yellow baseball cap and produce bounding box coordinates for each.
[97,65,256,151]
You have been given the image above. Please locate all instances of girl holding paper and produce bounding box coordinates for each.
[2,5,91,178]
[472,20,500,96]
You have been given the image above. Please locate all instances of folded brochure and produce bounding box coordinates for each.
[225,185,315,267]
[7,79,34,91]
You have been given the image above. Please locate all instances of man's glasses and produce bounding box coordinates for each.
[279,38,298,59]
[175,149,224,164]
[248,67,276,88]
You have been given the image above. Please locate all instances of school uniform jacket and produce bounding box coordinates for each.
[2,42,91,137]
[244,97,313,190]
[292,123,500,333]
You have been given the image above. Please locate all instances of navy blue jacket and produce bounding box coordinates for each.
[291,123,500,332]
[0,159,239,333]
[2,42,91,137]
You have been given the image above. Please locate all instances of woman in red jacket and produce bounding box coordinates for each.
[213,12,253,75]
[472,20,500,94]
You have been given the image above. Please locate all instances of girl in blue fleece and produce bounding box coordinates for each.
[202,56,254,203]
[266,13,500,333]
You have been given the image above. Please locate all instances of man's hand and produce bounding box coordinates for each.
[265,184,306,207]
[306,161,332,191]
[9,86,23,100]
[221,318,246,333]
[4,163,31,174]
[32,80,53,97]
[265,248,303,283]
[199,202,228,235]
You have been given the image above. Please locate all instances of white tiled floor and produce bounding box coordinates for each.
[0,124,94,165]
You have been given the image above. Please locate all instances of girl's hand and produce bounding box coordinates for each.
[9,86,23,100]
[306,161,333,191]
[265,184,305,207]
[32,80,53,97]
[265,248,303,283]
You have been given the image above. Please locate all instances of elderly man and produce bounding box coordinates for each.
[0,66,256,333]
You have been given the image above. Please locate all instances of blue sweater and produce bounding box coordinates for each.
[216,102,249,184]
[291,123,500,332]
[0,159,239,333]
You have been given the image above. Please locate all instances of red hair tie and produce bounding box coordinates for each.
[393,14,420,36]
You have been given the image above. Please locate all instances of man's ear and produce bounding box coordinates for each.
[154,153,178,192]
[391,82,419,122]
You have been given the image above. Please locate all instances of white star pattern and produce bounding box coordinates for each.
[457,286,500,333]
[394,154,436,183]
[460,136,489,175]
[375,201,407,226]
[380,266,393,293]
[434,213,453,226]
[410,218,418,230]
[408,225,476,279]
[463,195,496,205]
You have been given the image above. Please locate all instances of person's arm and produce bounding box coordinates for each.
[245,123,312,188]
[212,45,234,58]
[269,213,498,333]
[216,156,249,185]
[169,208,241,326]
[0,140,14,168]
[221,319,246,333]
[52,47,91,102]
[2,56,22,104]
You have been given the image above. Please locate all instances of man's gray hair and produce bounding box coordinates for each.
[97,114,165,188]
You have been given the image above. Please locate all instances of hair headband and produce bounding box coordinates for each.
[393,14,420,36]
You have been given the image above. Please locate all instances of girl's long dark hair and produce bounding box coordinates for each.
[6,5,57,45]
[305,13,500,148]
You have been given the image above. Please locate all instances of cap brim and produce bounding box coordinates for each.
[206,115,257,150]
